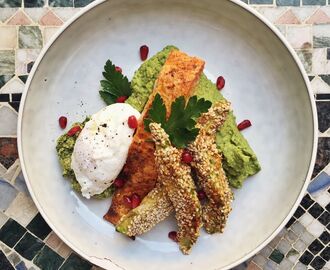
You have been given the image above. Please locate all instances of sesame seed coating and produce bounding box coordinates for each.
[188,101,233,234]
[150,123,202,255]
[116,183,173,236]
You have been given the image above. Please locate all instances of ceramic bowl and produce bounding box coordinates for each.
[18,0,317,269]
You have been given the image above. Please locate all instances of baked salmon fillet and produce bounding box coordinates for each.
[104,51,205,225]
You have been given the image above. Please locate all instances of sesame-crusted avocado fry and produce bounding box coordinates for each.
[150,123,202,255]
[188,101,233,234]
[116,184,173,236]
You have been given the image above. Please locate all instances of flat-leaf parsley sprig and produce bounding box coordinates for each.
[144,94,212,148]
[99,60,132,105]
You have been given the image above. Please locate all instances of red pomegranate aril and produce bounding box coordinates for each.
[116,96,127,103]
[67,126,81,136]
[168,231,178,242]
[115,66,122,73]
[216,76,225,90]
[140,45,149,61]
[181,150,193,164]
[58,116,67,129]
[237,120,252,131]
[197,190,206,201]
[128,115,138,129]
[131,193,141,208]
[123,195,132,207]
[114,178,125,188]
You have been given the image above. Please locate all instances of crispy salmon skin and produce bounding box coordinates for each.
[104,51,205,225]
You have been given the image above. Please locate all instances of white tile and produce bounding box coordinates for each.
[0,163,7,178]
[314,24,330,48]
[0,77,25,94]
[253,254,267,267]
[24,8,47,23]
[294,262,307,270]
[293,239,307,253]
[311,76,330,94]
[260,245,273,258]
[286,25,312,49]
[313,189,330,208]
[54,7,82,21]
[291,222,305,236]
[306,219,324,237]
[300,231,315,245]
[43,27,60,45]
[292,7,318,23]
[0,8,18,23]
[279,258,294,270]
[299,212,314,227]
[0,27,17,49]
[15,49,40,75]
[265,260,278,270]
[285,230,298,244]
[0,211,8,228]
[5,192,38,226]
[2,159,21,184]
[277,239,291,255]
[287,249,300,263]
[256,7,288,23]
[276,25,287,37]
[0,242,11,254]
[0,105,17,136]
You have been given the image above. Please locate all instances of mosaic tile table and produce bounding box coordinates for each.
[0,0,330,269]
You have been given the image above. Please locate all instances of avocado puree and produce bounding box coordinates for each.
[126,46,261,188]
[56,119,114,199]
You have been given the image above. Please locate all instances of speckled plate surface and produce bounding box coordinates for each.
[17,0,317,269]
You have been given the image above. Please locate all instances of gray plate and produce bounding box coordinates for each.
[18,0,317,269]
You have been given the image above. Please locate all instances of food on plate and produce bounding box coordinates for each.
[150,122,202,254]
[71,103,140,198]
[104,50,205,225]
[188,101,233,234]
[56,45,261,255]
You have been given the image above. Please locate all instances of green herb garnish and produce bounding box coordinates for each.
[144,94,212,148]
[99,60,131,105]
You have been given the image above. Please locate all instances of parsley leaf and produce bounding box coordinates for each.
[144,94,212,148]
[99,60,131,105]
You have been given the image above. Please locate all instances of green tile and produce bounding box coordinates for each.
[303,0,326,5]
[0,0,22,7]
[14,232,44,260]
[0,219,26,248]
[19,26,42,49]
[74,0,94,7]
[33,246,64,270]
[0,75,14,88]
[276,0,300,5]
[27,213,52,240]
[250,0,273,3]
[59,253,92,270]
[18,75,28,84]
[0,51,15,75]
[24,0,45,7]
[269,249,285,264]
[49,0,73,7]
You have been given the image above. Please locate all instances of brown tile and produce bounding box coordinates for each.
[0,137,18,169]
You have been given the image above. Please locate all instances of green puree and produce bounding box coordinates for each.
[126,46,261,188]
[56,119,114,199]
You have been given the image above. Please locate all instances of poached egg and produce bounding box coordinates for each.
[71,103,140,199]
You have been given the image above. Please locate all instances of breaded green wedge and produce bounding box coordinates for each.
[150,123,202,255]
[188,101,233,234]
[116,184,173,236]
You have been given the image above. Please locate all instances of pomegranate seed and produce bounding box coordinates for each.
[197,190,206,201]
[140,45,149,61]
[67,126,81,136]
[216,76,225,90]
[237,120,252,131]
[131,193,141,208]
[114,178,125,188]
[181,150,193,164]
[58,116,67,129]
[168,231,178,242]
[116,96,127,103]
[115,66,122,73]
[123,196,132,207]
[128,115,138,129]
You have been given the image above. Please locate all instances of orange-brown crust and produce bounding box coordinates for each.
[104,51,205,225]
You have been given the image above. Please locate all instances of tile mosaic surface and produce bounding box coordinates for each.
[0,0,329,270]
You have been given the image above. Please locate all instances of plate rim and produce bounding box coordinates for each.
[17,0,318,269]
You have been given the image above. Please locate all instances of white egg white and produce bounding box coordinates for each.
[71,103,140,199]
